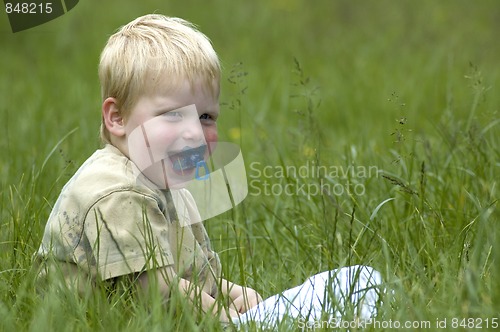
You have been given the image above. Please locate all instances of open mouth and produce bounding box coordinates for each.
[168,145,207,172]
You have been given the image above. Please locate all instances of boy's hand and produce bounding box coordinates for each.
[220,278,263,314]
[230,287,263,313]
[139,268,242,323]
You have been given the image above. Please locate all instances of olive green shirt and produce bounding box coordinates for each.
[37,144,221,296]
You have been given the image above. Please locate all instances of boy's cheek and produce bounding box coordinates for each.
[203,127,218,144]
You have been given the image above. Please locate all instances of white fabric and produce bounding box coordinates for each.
[233,265,382,327]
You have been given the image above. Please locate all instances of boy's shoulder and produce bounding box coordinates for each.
[61,144,162,209]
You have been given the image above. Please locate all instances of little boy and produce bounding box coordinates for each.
[36,14,261,323]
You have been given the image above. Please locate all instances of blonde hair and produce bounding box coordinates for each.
[98,14,221,143]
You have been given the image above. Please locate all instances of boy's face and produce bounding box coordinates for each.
[123,78,219,189]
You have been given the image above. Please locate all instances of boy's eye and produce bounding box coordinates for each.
[200,113,217,122]
[163,111,183,122]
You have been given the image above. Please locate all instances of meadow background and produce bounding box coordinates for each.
[1,0,499,330]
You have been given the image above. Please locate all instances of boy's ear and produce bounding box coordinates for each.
[102,97,126,137]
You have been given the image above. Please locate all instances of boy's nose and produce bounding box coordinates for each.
[181,118,204,141]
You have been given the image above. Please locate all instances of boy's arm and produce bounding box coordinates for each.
[220,278,263,313]
[137,266,238,322]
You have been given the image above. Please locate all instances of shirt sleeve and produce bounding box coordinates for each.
[81,190,174,280]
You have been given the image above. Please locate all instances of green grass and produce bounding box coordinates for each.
[1,0,499,331]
